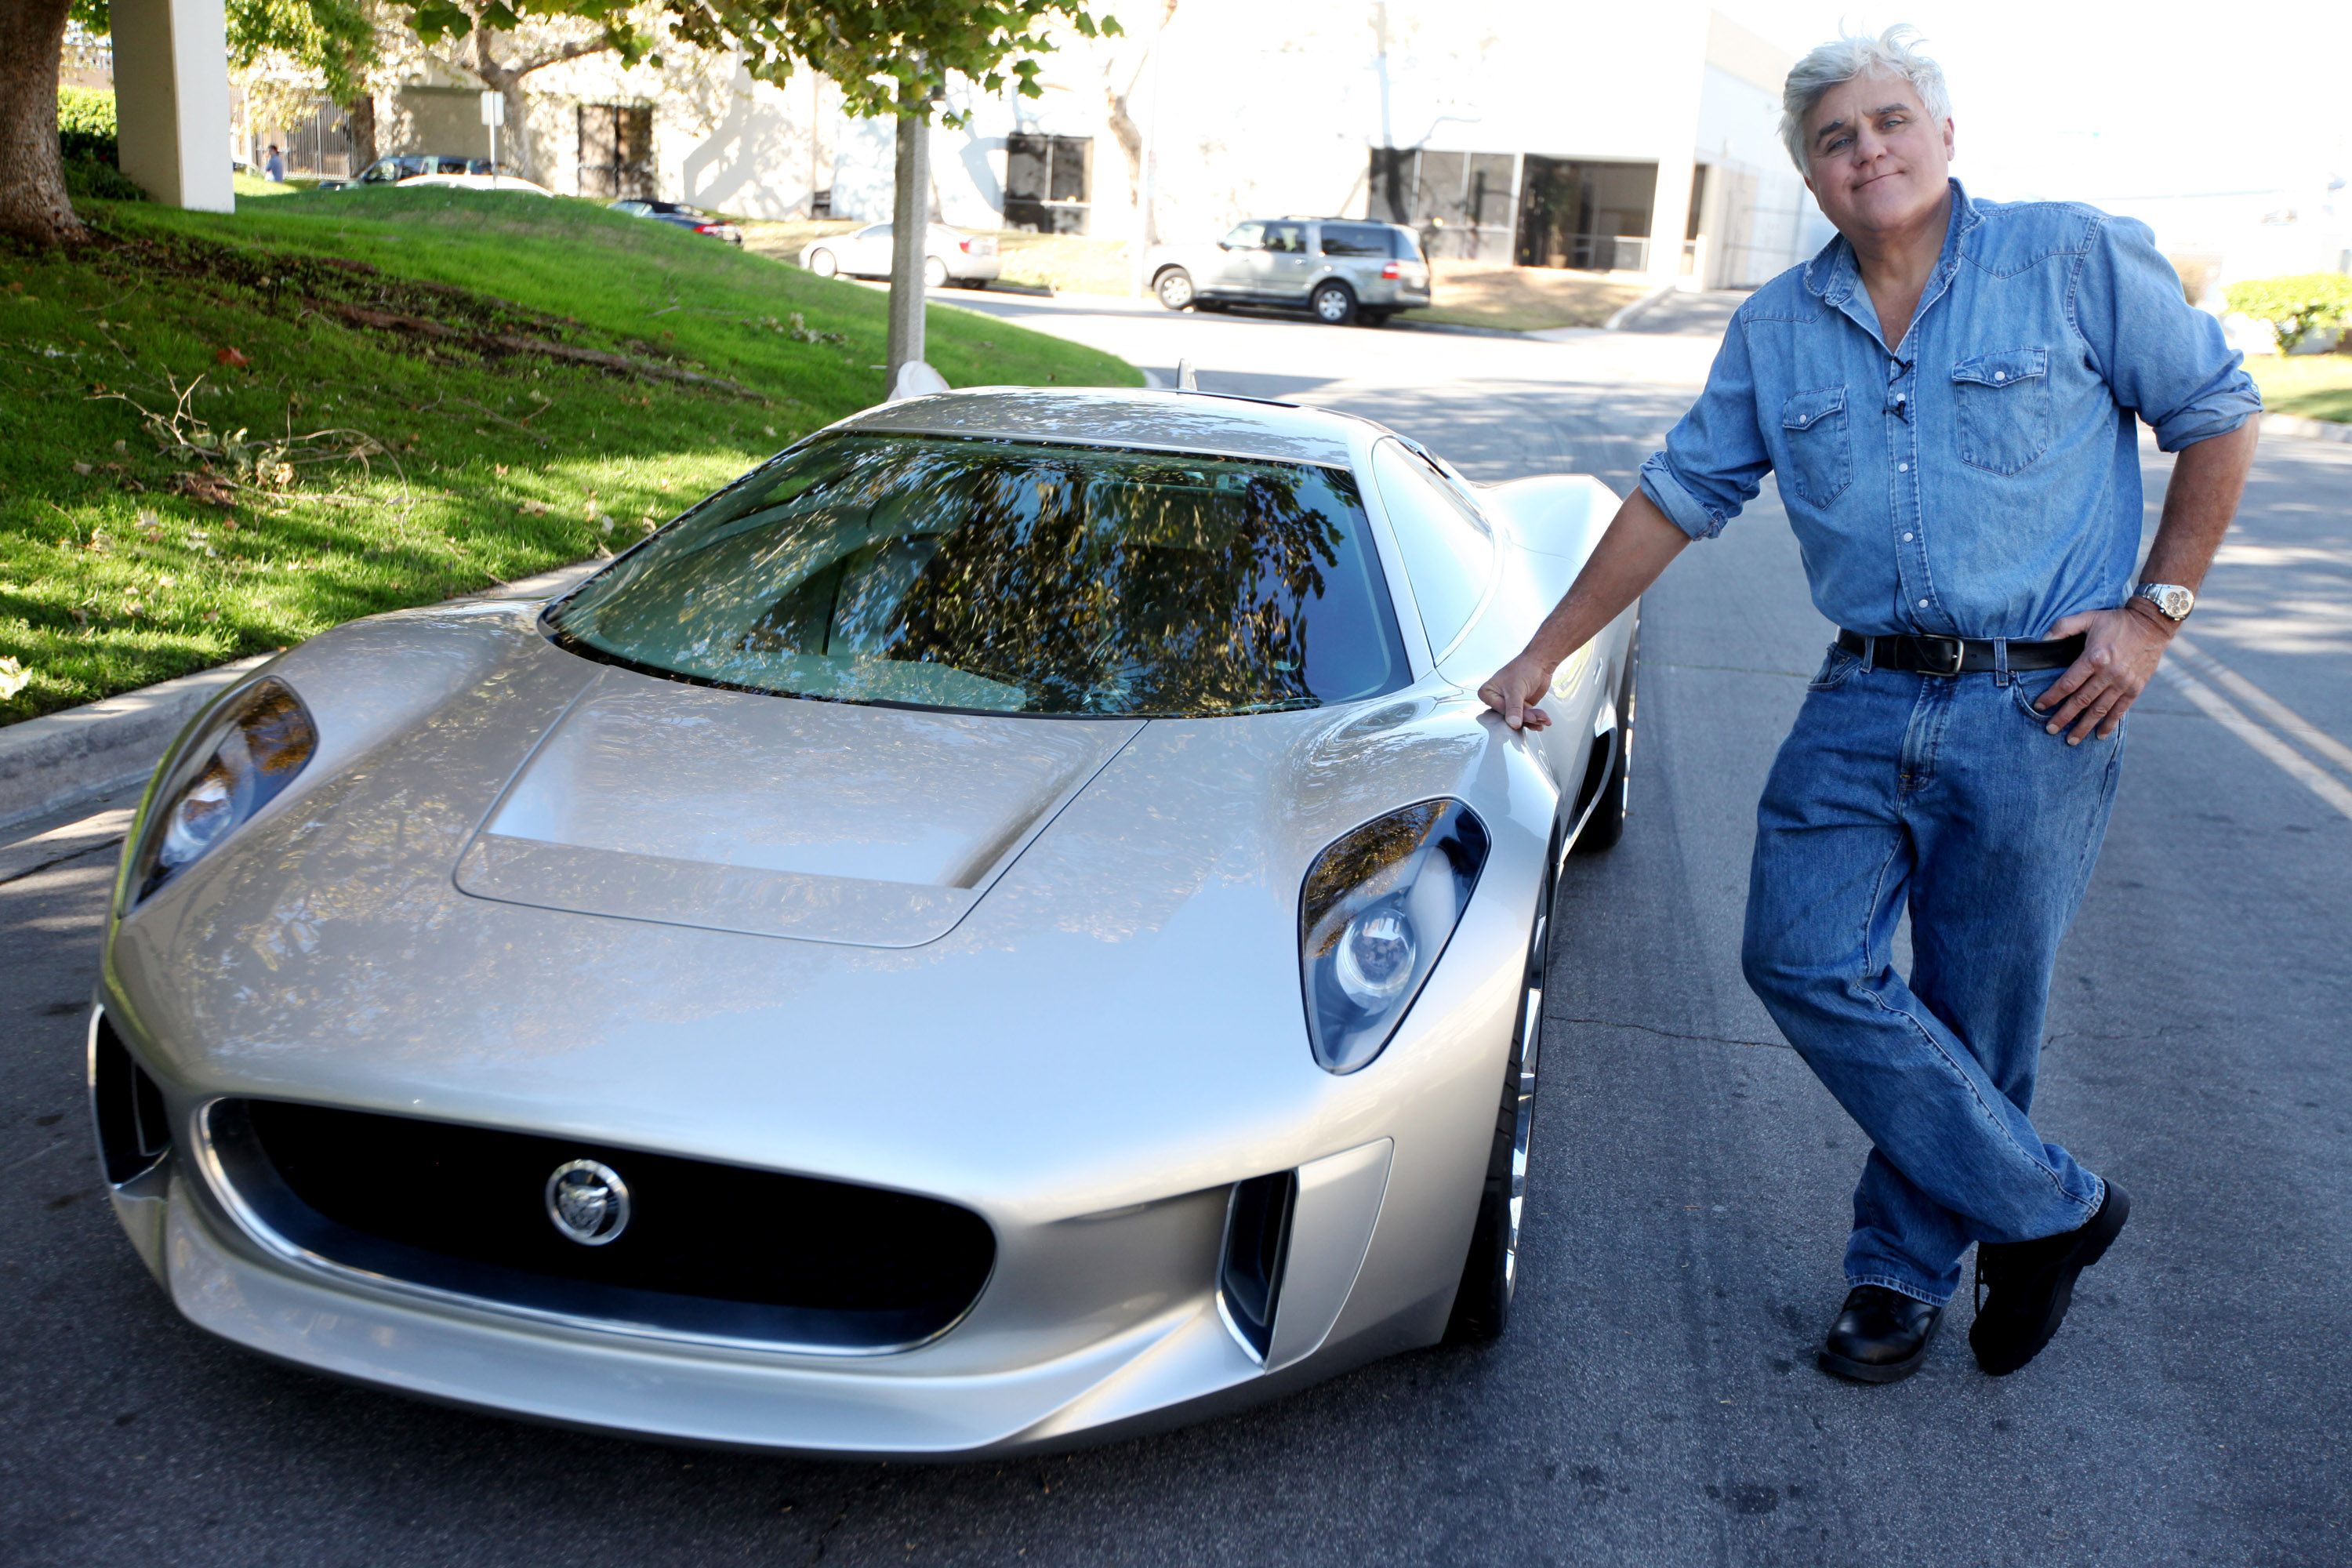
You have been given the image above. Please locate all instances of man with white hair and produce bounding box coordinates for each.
[1479,27,2259,1382]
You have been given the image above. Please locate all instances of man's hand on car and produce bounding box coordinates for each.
[1478,653,1558,731]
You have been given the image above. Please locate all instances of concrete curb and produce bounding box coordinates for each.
[2262,412,2352,445]
[0,559,604,834]
[1604,283,1679,332]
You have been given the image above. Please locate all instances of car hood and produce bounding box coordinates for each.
[455,672,1142,947]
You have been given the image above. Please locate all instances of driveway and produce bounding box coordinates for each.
[3,294,2345,1566]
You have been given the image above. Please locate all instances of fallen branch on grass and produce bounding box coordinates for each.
[89,373,408,507]
[318,302,766,400]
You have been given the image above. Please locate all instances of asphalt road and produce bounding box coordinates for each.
[4,292,2347,1567]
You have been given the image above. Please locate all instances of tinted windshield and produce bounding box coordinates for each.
[546,434,1408,717]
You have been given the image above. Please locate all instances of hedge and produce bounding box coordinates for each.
[2224,273,2352,354]
[57,85,118,164]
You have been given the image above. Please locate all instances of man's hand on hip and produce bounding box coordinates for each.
[1478,653,1558,731]
[2032,603,2176,743]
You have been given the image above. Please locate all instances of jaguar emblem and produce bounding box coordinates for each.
[544,1158,631,1246]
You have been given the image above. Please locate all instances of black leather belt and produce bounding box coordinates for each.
[1836,629,2085,676]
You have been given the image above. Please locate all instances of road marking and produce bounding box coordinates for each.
[2172,634,2352,778]
[2158,663,2352,822]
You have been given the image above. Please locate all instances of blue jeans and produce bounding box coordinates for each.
[1741,644,2119,1306]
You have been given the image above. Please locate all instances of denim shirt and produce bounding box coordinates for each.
[1637,180,2261,640]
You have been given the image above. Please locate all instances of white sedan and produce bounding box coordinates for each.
[392,173,555,197]
[800,222,1002,288]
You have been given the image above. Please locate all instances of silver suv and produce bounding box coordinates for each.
[1148,218,1432,326]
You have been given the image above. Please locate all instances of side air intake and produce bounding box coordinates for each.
[90,1012,172,1185]
[1218,1170,1298,1361]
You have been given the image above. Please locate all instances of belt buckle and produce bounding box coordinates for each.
[1919,635,1965,677]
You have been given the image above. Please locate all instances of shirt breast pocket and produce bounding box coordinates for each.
[1952,347,2052,476]
[1779,387,1851,506]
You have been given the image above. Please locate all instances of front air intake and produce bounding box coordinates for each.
[203,1099,996,1353]
[1218,1170,1298,1360]
[90,1013,172,1185]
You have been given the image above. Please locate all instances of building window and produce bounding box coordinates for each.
[1004,133,1090,234]
[1515,157,1657,273]
[1366,149,1516,262]
[578,104,654,200]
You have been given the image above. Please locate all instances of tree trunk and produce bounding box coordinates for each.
[884,107,930,390]
[1105,87,1143,209]
[345,92,377,172]
[0,0,89,247]
[470,28,535,181]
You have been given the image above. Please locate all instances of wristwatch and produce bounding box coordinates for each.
[2133,583,2195,622]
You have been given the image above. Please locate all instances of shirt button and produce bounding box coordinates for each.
[1917,598,1930,608]
[1904,532,1915,541]
[1898,462,1909,472]
[1994,371,2006,382]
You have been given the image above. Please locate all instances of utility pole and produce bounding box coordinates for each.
[884,81,931,391]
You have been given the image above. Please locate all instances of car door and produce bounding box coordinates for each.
[846,223,891,276]
[1201,222,1265,294]
[1255,221,1314,300]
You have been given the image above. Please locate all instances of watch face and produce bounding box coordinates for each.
[2158,586,2194,619]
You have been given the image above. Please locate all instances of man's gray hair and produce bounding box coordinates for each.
[1780,25,1952,171]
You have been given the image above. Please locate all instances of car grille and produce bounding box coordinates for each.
[204,1098,995,1352]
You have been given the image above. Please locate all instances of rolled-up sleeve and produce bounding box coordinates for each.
[2070,215,2263,452]
[1638,317,1773,540]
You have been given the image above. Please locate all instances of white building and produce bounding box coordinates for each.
[374,1,1829,289]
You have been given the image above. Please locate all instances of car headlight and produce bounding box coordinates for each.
[1299,799,1488,1073]
[122,677,317,909]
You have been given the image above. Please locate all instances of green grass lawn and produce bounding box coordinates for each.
[0,187,1138,724]
[2251,354,2352,423]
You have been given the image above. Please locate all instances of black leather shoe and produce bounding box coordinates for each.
[1969,1181,2132,1377]
[1817,1285,1943,1383]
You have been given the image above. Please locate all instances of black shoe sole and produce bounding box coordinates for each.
[1817,1308,1942,1384]
[1971,1181,2132,1377]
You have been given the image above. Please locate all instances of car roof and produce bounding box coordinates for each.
[837,388,1384,467]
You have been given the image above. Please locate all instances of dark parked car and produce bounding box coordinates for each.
[608,200,745,246]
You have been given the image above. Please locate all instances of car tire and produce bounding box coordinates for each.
[1311,280,1356,325]
[1443,887,1549,1345]
[807,249,839,278]
[1573,623,1639,855]
[924,256,949,289]
[1154,267,1196,310]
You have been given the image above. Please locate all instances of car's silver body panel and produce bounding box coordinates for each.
[95,389,1632,1455]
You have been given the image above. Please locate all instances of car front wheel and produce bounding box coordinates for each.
[1311,280,1356,325]
[1575,624,1639,854]
[807,249,838,278]
[1443,908,1547,1344]
[924,256,949,289]
[1154,268,1195,310]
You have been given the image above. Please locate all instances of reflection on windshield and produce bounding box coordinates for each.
[546,434,1408,718]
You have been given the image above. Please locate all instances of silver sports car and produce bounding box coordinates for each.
[89,387,1639,1455]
